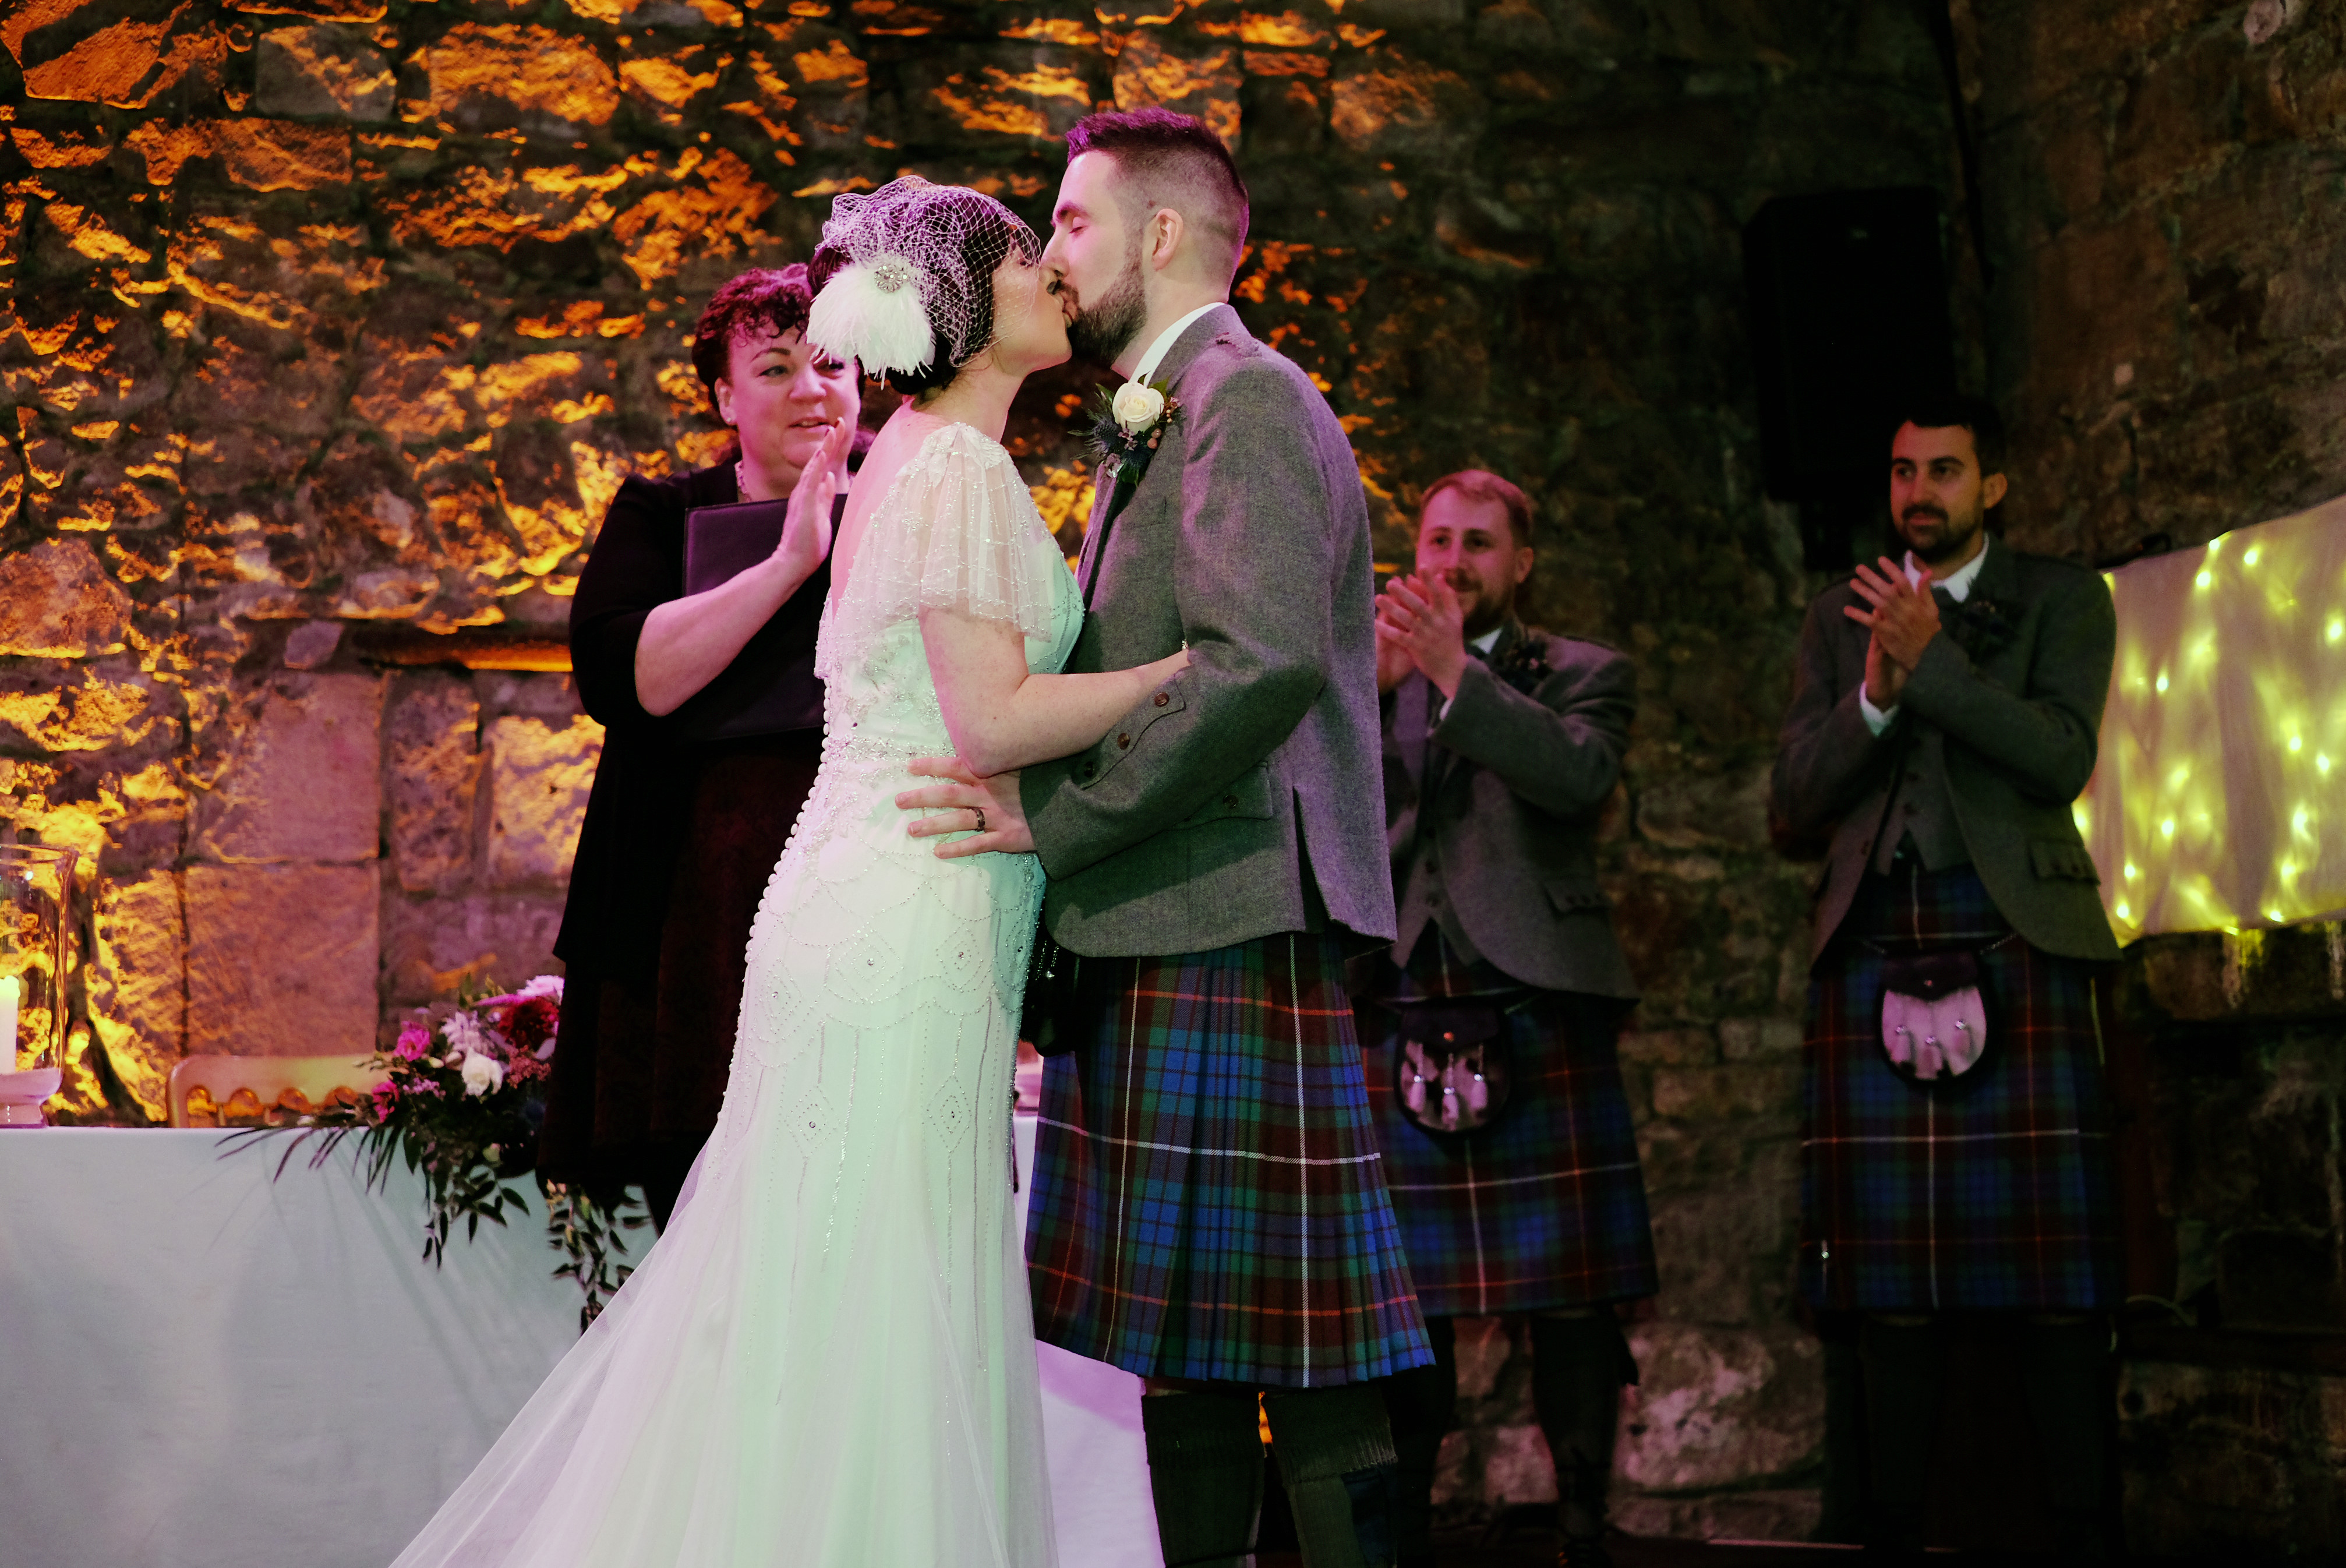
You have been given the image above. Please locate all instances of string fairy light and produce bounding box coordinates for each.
[2079,494,2346,943]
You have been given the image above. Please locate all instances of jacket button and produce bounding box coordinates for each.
[1153,692,1169,707]
[1081,762,1096,779]
[1117,732,1130,748]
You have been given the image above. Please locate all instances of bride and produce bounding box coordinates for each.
[390,177,1181,1568]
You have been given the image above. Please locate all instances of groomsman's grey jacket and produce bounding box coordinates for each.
[1771,538,2121,966]
[1384,623,1638,1000]
[1020,304,1396,955]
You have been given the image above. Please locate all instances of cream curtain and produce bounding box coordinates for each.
[2076,493,2346,944]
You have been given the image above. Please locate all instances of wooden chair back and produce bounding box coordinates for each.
[167,1055,388,1129]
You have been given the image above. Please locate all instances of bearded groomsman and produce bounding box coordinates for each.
[1365,471,1655,1568]
[1771,397,2122,1560]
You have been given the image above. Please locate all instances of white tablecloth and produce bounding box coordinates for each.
[0,1124,1160,1568]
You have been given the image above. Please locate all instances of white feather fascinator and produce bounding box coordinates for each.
[805,175,1041,379]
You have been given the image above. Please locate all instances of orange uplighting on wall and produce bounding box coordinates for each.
[2076,495,2346,944]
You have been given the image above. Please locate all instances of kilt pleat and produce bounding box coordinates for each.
[1025,931,1432,1387]
[1800,862,2121,1313]
[1359,991,1657,1317]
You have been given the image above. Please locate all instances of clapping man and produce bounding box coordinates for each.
[1366,472,1655,1568]
[1771,398,2122,1560]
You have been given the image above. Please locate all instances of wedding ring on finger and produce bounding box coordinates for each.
[973,807,987,834]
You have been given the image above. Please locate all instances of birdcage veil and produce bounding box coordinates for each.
[805,176,1043,382]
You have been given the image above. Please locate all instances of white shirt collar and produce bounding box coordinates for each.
[1903,535,1991,602]
[1469,625,1503,655]
[1130,302,1223,386]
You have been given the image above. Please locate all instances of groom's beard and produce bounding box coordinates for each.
[1066,252,1147,369]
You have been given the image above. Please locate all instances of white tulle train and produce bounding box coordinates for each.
[388,418,1075,1568]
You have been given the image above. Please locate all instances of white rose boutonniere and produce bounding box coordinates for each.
[1112,380,1167,433]
[1087,376,1182,490]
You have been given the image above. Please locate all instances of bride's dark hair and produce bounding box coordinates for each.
[808,187,1037,397]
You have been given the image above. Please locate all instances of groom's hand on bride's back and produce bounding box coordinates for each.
[897,758,1037,858]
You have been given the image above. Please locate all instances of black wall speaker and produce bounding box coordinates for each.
[1743,187,1956,568]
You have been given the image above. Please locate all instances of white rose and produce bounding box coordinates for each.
[1111,381,1165,433]
[460,1051,505,1097]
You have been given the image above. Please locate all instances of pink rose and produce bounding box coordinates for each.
[394,1022,431,1060]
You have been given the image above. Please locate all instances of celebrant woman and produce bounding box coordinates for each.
[540,265,861,1231]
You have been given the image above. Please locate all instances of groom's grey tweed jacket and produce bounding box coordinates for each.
[1021,303,1397,955]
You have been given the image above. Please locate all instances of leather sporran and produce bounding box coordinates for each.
[1022,923,1111,1058]
[1876,948,1990,1084]
[1391,1002,1511,1135]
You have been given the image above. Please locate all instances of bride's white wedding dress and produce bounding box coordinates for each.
[391,419,1076,1568]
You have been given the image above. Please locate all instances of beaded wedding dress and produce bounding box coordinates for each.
[391,418,1076,1568]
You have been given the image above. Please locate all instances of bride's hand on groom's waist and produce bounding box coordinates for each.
[898,758,1036,858]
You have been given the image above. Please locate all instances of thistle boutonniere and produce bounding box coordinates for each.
[1488,624,1553,694]
[1086,375,1181,493]
[1944,591,2015,659]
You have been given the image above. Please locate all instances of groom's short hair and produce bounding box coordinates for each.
[1065,108,1250,285]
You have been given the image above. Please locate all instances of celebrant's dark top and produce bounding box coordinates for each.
[541,458,832,1209]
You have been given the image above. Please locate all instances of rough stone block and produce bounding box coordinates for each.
[427,25,620,140]
[1476,1421,1557,1506]
[386,672,482,894]
[486,713,602,887]
[1330,55,1485,158]
[1648,1177,1797,1323]
[1650,1062,1797,1121]
[84,867,184,1121]
[380,890,568,1011]
[1635,762,1772,850]
[0,538,131,656]
[1617,1324,1824,1492]
[193,673,384,864]
[255,24,395,122]
[1619,1026,1717,1066]
[186,863,380,1057]
[1110,33,1239,147]
[1612,1487,1824,1544]
[1719,1016,1804,1061]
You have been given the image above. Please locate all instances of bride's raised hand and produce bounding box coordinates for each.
[773,415,853,580]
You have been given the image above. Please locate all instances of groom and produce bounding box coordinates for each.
[900,108,1428,1568]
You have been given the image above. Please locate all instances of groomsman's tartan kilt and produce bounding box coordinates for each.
[1358,990,1658,1318]
[1801,861,2121,1313]
[1026,931,1433,1387]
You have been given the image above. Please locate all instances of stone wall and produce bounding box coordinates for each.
[1974,0,2346,562]
[1973,1,2346,1553]
[0,0,1978,1535]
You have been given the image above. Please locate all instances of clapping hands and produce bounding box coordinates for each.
[771,415,854,581]
[1376,571,1470,698]
[1842,555,1942,708]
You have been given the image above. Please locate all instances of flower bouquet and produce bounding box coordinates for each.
[241,976,645,1328]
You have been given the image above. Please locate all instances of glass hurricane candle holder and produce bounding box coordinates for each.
[0,846,77,1128]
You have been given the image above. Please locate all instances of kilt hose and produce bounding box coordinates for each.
[1800,860,2121,1313]
[1026,930,1433,1388]
[1357,929,1656,1318]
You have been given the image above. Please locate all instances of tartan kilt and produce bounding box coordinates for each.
[1800,861,2121,1313]
[1359,991,1658,1317]
[1026,931,1433,1387]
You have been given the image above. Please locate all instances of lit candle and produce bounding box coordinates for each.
[0,976,17,1061]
